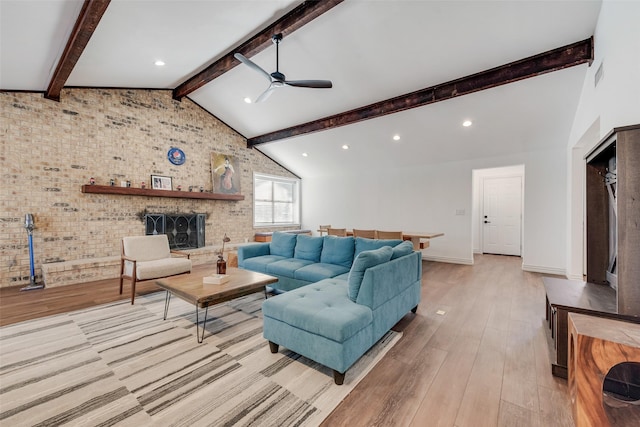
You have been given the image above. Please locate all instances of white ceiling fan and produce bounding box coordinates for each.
[234,33,332,103]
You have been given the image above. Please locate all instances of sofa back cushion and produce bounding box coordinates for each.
[320,236,355,268]
[391,240,414,260]
[347,246,393,302]
[122,235,170,261]
[354,237,403,258]
[270,232,297,258]
[294,234,324,262]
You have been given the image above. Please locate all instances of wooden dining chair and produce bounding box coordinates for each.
[327,228,347,237]
[377,230,403,239]
[353,229,377,239]
[318,224,331,236]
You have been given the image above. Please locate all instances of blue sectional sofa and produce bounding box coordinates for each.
[238,232,422,384]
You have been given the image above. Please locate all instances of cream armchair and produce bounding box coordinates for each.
[119,234,192,304]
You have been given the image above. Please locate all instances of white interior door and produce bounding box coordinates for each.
[482,176,522,256]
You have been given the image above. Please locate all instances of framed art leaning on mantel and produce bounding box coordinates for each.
[151,175,172,191]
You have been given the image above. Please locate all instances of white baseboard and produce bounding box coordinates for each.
[422,254,474,265]
[566,273,584,280]
[521,263,566,276]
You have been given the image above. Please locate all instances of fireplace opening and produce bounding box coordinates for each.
[145,213,205,249]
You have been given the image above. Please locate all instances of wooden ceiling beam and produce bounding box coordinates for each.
[173,0,344,101]
[45,0,111,101]
[247,37,594,146]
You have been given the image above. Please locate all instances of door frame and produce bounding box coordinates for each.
[472,165,525,257]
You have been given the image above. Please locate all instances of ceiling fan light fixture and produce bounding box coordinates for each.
[462,120,473,127]
[393,134,401,141]
[234,33,332,103]
[154,60,165,66]
[342,144,349,150]
[244,97,252,104]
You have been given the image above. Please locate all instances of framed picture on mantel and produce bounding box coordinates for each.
[151,175,172,191]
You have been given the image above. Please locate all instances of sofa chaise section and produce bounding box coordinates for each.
[262,244,421,384]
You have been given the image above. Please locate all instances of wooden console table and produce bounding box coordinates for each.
[543,277,639,378]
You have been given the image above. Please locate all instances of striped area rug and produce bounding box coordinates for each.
[0,291,401,426]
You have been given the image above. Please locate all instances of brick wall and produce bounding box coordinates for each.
[0,89,295,288]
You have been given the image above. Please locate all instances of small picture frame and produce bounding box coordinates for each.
[151,175,172,190]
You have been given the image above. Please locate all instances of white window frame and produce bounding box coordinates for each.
[253,172,301,227]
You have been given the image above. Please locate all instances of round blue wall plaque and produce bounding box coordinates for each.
[168,147,185,165]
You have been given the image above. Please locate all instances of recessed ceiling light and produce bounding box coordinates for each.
[244,97,252,104]
[342,144,349,150]
[302,152,308,157]
[154,60,165,66]
[393,134,401,141]
[462,120,472,127]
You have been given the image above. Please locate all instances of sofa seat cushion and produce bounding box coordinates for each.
[242,255,287,273]
[320,236,355,268]
[262,279,372,343]
[126,257,192,280]
[266,258,315,277]
[294,263,350,282]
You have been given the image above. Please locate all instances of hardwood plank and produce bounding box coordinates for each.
[386,314,441,366]
[501,320,541,411]
[409,335,481,427]
[370,346,448,427]
[498,400,541,427]
[455,326,508,427]
[321,345,447,427]
[537,385,574,427]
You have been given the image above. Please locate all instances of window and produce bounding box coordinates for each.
[253,173,300,226]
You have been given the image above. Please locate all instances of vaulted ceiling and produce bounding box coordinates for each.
[1,0,602,178]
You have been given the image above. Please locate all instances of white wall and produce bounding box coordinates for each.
[569,0,640,148]
[302,146,567,273]
[566,0,640,278]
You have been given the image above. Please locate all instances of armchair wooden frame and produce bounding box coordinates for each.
[119,236,192,304]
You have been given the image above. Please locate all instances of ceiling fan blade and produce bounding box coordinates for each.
[284,79,332,89]
[255,84,277,103]
[234,53,272,83]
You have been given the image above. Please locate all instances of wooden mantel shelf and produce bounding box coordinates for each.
[81,185,244,201]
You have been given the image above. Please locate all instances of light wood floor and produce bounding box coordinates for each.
[0,255,572,426]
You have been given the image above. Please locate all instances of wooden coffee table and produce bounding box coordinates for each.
[155,267,278,343]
